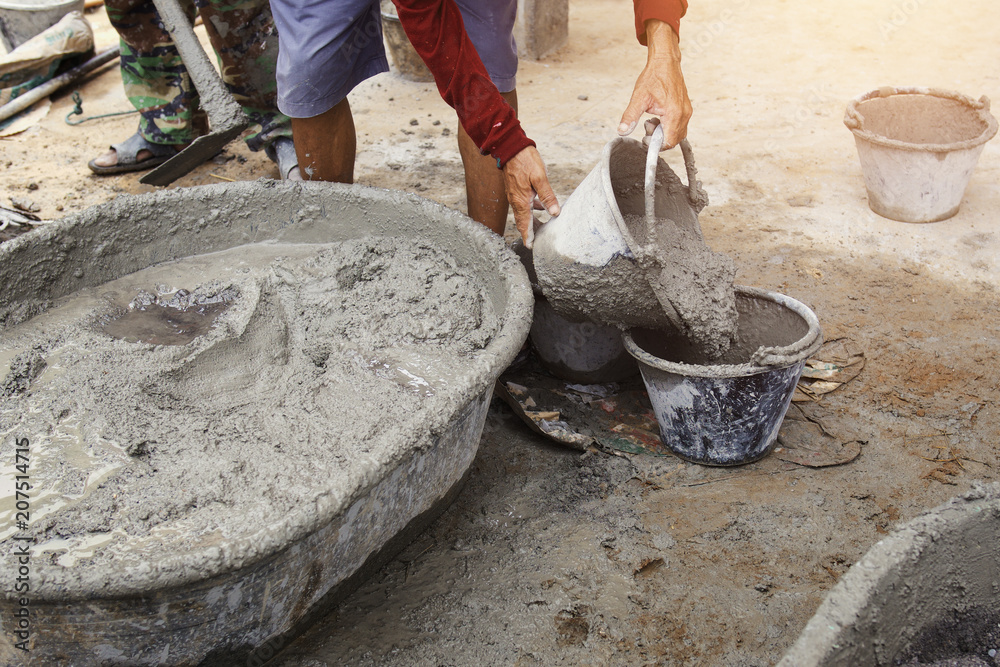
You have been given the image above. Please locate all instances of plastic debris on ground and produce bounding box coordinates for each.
[793,337,865,402]
[495,353,666,455]
[499,346,866,468]
[774,403,864,468]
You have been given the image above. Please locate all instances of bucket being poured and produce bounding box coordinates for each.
[844,87,998,223]
[532,127,716,334]
[623,287,822,466]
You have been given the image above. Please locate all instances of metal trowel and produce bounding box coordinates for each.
[139,0,249,186]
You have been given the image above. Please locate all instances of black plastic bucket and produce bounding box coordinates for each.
[622,286,822,466]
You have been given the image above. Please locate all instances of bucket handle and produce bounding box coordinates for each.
[644,123,710,226]
[747,289,824,367]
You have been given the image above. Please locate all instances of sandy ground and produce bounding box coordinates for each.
[3,0,1000,664]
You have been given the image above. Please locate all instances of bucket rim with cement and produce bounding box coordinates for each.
[532,129,712,330]
[845,86,998,153]
[844,86,999,223]
[622,286,822,379]
[622,286,822,466]
[0,180,533,601]
[778,483,1000,667]
[599,131,710,261]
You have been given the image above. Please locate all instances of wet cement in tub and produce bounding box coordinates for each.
[630,288,811,368]
[0,237,498,588]
[100,288,237,346]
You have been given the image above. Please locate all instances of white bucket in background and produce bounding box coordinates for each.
[0,0,83,52]
[845,87,998,223]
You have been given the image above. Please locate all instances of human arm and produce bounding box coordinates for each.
[392,0,559,246]
[619,1,692,149]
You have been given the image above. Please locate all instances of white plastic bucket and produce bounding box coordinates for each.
[532,127,709,331]
[0,0,83,52]
[844,87,998,223]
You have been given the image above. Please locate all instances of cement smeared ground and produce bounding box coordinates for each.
[0,237,498,595]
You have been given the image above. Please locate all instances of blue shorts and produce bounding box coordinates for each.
[271,0,518,119]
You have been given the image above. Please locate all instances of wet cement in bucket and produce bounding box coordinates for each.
[538,139,739,361]
[0,237,498,589]
[631,288,812,368]
[856,94,989,145]
[626,207,738,361]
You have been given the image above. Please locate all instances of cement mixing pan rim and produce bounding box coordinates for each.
[621,286,822,379]
[778,482,1000,667]
[0,180,533,601]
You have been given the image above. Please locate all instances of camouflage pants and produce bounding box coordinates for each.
[106,0,291,151]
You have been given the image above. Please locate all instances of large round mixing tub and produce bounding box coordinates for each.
[0,181,533,665]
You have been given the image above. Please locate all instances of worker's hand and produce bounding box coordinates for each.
[618,19,692,149]
[502,146,560,249]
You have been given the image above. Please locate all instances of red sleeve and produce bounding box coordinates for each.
[392,0,534,167]
[634,0,687,45]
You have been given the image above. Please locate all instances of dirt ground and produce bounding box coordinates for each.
[3,0,999,665]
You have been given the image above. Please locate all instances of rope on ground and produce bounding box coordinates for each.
[65,91,138,125]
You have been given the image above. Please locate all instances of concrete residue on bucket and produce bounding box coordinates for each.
[844,86,999,223]
[623,286,823,466]
[533,133,738,362]
[0,237,499,596]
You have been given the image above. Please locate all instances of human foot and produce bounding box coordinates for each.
[88,133,185,175]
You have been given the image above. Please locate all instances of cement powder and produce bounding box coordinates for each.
[0,237,498,589]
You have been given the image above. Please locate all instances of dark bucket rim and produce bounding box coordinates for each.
[621,285,822,379]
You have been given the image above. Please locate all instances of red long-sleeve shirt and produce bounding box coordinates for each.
[634,0,687,45]
[393,0,687,167]
[393,0,532,167]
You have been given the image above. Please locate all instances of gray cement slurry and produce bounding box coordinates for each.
[0,237,499,597]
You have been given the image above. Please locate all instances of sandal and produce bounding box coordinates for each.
[88,132,182,175]
[265,136,302,181]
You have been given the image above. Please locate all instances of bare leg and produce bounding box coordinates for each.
[90,145,179,169]
[458,90,518,236]
[291,97,356,183]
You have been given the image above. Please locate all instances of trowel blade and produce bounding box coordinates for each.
[140,123,248,186]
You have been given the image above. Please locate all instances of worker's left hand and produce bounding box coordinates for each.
[618,20,692,149]
[502,146,560,249]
